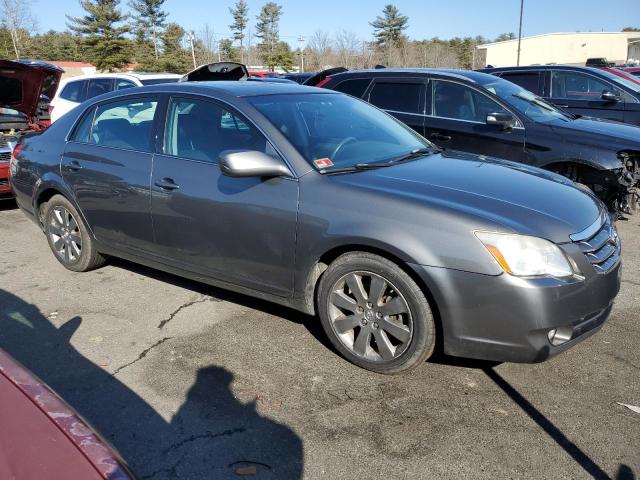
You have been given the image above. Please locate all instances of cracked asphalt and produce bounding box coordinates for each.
[0,200,638,480]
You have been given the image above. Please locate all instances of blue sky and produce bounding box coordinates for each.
[34,0,640,45]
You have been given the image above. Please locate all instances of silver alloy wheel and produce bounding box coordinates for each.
[327,271,413,362]
[48,206,82,263]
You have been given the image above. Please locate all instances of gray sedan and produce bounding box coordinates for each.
[10,82,621,373]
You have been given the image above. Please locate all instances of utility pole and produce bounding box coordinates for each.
[516,0,524,66]
[188,31,197,68]
[298,36,305,72]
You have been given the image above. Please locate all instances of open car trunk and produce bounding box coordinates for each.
[0,60,64,131]
[179,62,249,82]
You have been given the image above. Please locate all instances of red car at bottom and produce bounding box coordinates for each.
[0,349,133,479]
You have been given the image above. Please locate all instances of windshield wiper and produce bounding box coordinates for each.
[387,147,437,164]
[323,147,437,175]
[323,162,394,175]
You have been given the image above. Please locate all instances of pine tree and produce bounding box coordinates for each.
[255,2,282,70]
[229,0,249,62]
[129,0,167,60]
[157,22,191,73]
[67,0,132,72]
[370,4,408,48]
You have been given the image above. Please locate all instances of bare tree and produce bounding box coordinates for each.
[306,29,332,69]
[334,30,360,69]
[195,23,217,64]
[0,0,35,59]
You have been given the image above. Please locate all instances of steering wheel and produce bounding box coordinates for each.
[330,137,357,161]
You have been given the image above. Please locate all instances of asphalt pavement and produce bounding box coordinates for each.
[0,200,638,479]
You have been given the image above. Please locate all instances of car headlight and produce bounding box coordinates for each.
[475,232,574,278]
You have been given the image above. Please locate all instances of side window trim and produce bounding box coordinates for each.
[428,78,524,128]
[161,93,293,176]
[550,70,617,100]
[366,77,427,116]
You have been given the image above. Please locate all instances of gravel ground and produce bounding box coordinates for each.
[0,200,638,480]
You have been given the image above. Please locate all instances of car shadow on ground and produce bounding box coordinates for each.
[0,199,17,212]
[106,257,636,479]
[0,288,303,479]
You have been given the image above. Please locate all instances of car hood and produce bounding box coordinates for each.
[0,60,63,124]
[332,151,603,243]
[550,116,640,144]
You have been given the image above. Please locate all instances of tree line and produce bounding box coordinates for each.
[0,1,637,73]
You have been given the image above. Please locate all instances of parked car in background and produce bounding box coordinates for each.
[586,58,614,68]
[0,349,133,479]
[10,81,621,373]
[50,72,181,122]
[0,60,64,199]
[621,66,640,78]
[602,67,640,86]
[479,65,640,126]
[277,72,315,84]
[316,68,639,213]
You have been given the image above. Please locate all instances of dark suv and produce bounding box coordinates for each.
[480,65,640,126]
[318,68,640,212]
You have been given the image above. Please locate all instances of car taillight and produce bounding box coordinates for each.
[315,78,331,88]
[11,143,23,160]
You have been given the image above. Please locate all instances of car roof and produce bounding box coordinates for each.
[328,68,499,84]
[481,65,608,75]
[61,72,181,83]
[95,80,334,99]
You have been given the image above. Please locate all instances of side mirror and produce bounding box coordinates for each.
[601,90,621,103]
[219,150,290,178]
[486,112,515,129]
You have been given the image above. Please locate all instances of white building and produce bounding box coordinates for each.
[477,32,640,67]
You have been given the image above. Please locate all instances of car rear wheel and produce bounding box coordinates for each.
[318,252,435,374]
[44,195,105,272]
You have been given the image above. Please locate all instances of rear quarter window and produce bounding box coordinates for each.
[59,81,85,102]
[498,72,542,95]
[332,78,371,98]
[368,82,423,114]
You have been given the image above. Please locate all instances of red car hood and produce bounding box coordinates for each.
[0,60,64,127]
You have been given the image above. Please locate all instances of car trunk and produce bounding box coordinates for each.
[0,60,64,131]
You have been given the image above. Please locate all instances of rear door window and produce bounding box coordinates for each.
[86,78,114,99]
[88,98,158,152]
[332,78,371,98]
[368,82,423,114]
[60,80,86,102]
[498,72,542,95]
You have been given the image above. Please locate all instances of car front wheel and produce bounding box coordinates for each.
[44,195,105,272]
[318,252,435,374]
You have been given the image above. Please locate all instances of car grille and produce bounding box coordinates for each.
[0,152,10,162]
[575,221,621,274]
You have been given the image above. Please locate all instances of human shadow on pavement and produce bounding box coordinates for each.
[0,288,303,479]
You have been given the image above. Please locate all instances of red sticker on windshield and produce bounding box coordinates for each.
[314,158,333,169]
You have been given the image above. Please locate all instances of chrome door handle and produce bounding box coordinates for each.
[154,178,180,191]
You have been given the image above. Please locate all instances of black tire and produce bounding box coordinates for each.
[43,194,105,272]
[317,252,435,374]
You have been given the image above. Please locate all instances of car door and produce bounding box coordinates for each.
[150,95,298,297]
[61,95,159,253]
[365,78,425,135]
[548,70,625,122]
[423,79,527,162]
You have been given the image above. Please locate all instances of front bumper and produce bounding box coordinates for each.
[409,260,621,363]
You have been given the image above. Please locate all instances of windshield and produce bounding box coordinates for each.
[247,93,433,171]
[476,76,572,123]
[597,69,640,93]
[140,78,179,86]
